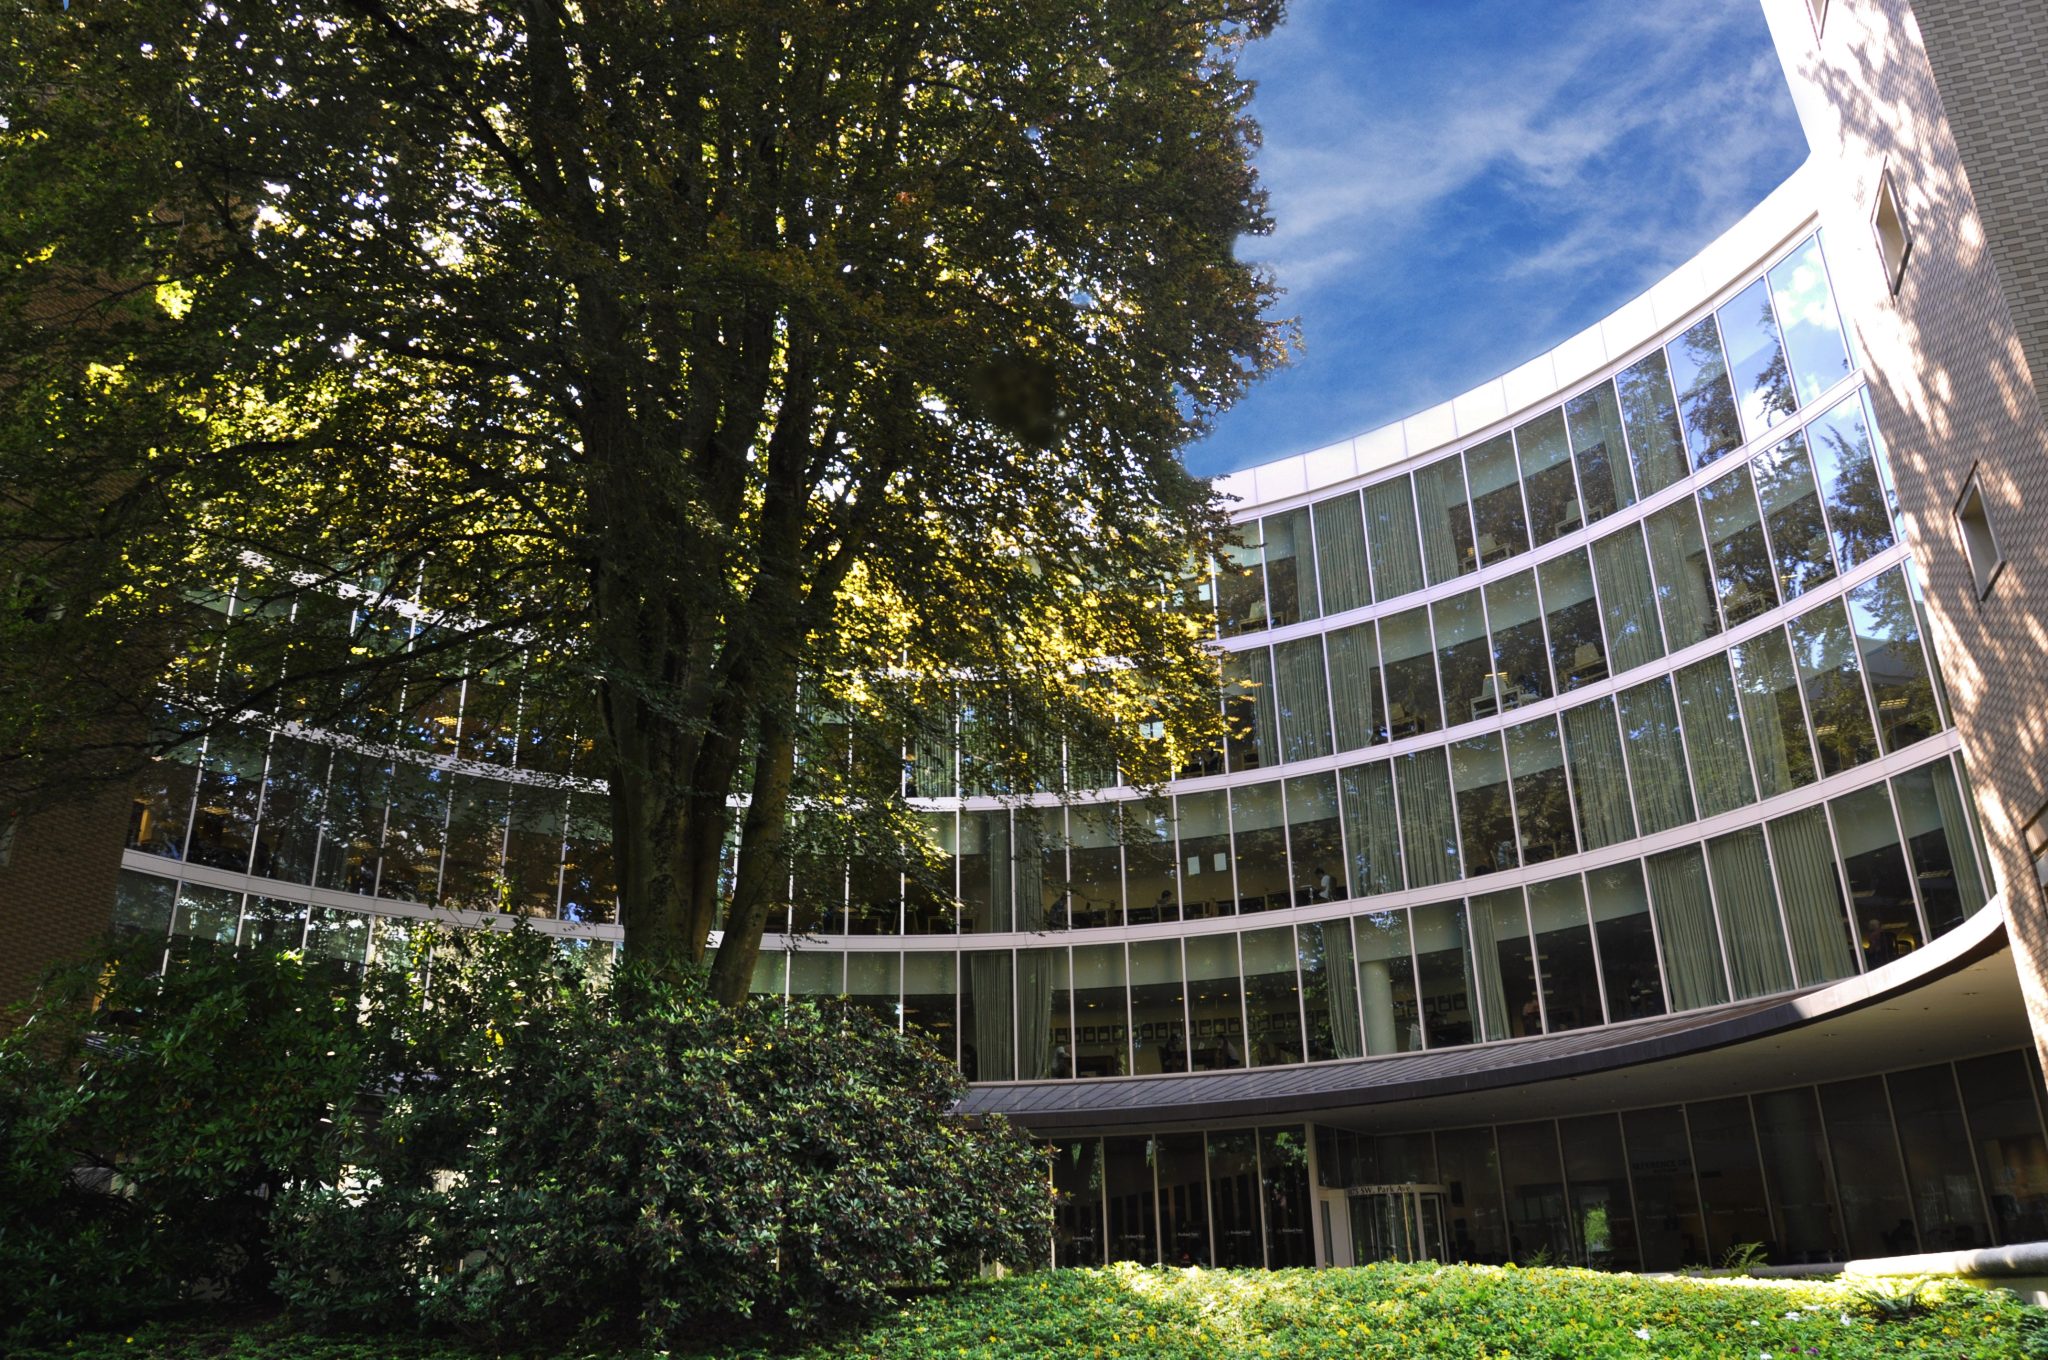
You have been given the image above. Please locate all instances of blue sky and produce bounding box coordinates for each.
[1187,0,1809,476]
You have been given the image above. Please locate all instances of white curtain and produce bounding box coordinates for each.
[1340,759,1403,896]
[1397,750,1459,888]
[1675,658,1755,816]
[1620,679,1695,833]
[1465,901,1511,1042]
[1647,847,1727,1011]
[1592,527,1664,675]
[1414,459,1469,586]
[1768,806,1858,985]
[1325,624,1382,753]
[1313,493,1372,615]
[1931,759,1989,914]
[1563,699,1635,850]
[1706,829,1793,999]
[1366,478,1426,599]
[1275,637,1333,762]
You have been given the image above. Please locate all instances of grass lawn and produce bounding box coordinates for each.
[20,1262,2047,1359]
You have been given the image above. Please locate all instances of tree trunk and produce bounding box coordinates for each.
[707,692,797,1007]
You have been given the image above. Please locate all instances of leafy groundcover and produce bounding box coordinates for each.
[21,1261,2048,1360]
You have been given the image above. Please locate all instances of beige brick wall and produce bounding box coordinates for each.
[1761,0,2048,1069]
[1913,0,2048,421]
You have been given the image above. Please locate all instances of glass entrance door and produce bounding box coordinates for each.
[1346,1183,1451,1263]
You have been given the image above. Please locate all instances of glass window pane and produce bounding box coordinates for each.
[1105,1136,1159,1262]
[1706,827,1793,999]
[112,870,176,943]
[1124,799,1179,926]
[1768,805,1858,986]
[1889,1064,1992,1251]
[1312,493,1370,615]
[1437,1127,1508,1261]
[1540,549,1606,692]
[903,951,956,1055]
[1732,627,1817,798]
[1699,463,1779,626]
[1354,908,1421,1054]
[1618,676,1696,834]
[1833,783,1921,966]
[958,810,1011,932]
[1790,598,1879,774]
[1667,315,1743,468]
[1590,862,1666,1019]
[1259,1126,1316,1268]
[1052,1139,1104,1267]
[1517,407,1583,546]
[1415,454,1476,586]
[1618,351,1690,495]
[1848,568,1940,754]
[559,790,616,924]
[440,777,511,911]
[503,786,566,917]
[1339,759,1403,898]
[1561,1113,1641,1269]
[1718,275,1796,441]
[1506,716,1575,866]
[1564,698,1635,851]
[1465,433,1529,565]
[1591,524,1665,675]
[791,949,846,1002]
[1808,392,1897,568]
[172,882,242,950]
[1326,622,1386,752]
[1207,1130,1263,1266]
[1892,760,1987,937]
[1821,1077,1917,1256]
[1224,647,1279,774]
[1485,570,1552,710]
[1365,475,1426,599]
[1452,734,1516,877]
[1956,1051,2048,1245]
[1396,748,1460,888]
[1529,875,1602,1032]
[1646,497,1721,650]
[1675,655,1756,817]
[1231,782,1288,914]
[1471,887,1539,1039]
[1565,378,1635,523]
[1648,844,1728,1011]
[1754,432,1836,600]
[1768,234,1852,406]
[1185,934,1245,1070]
[845,951,902,1028]
[1157,1133,1211,1265]
[1178,790,1233,921]
[1129,938,1187,1074]
[1217,526,1267,636]
[1434,589,1491,725]
[1753,1087,1844,1264]
[1626,1107,1708,1270]
[1263,507,1318,626]
[188,733,267,872]
[1068,805,1123,930]
[961,950,1014,1081]
[1688,1096,1774,1260]
[1411,901,1480,1049]
[1274,636,1333,762]
[1242,927,1304,1067]
[1300,920,1362,1061]
[379,762,448,902]
[1380,606,1441,738]
[1498,1121,1573,1260]
[1286,771,1345,906]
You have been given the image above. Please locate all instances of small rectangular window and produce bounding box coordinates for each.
[1953,469,2005,598]
[1874,169,1912,296]
[1805,0,1829,36]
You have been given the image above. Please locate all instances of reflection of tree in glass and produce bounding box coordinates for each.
[1850,570,1940,752]
[1753,296,1798,426]
[1673,319,1742,464]
[1790,607,1879,776]
[1616,355,1689,492]
[1812,417,1897,568]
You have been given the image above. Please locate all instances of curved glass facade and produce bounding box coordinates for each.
[107,228,1996,1090]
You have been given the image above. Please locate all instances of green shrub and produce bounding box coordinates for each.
[271,926,1052,1346]
[0,939,368,1347]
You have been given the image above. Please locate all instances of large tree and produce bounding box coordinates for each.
[0,0,1285,1001]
